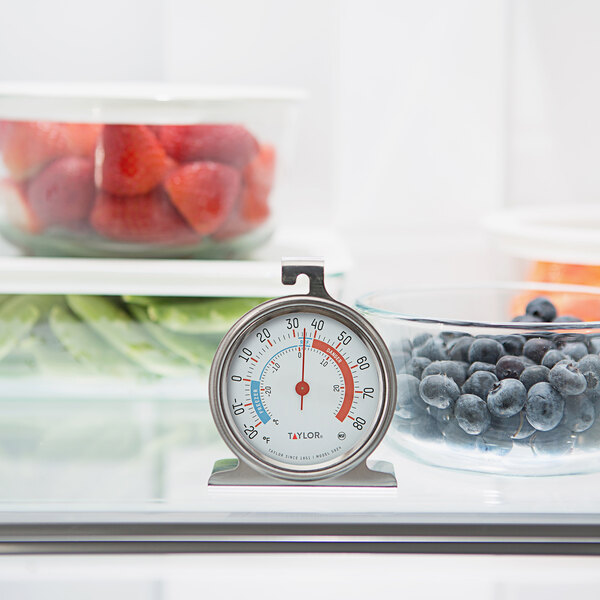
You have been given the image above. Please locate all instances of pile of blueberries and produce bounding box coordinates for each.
[393,297,600,456]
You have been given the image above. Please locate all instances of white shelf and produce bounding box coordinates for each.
[0,228,351,297]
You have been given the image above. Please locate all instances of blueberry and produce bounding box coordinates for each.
[487,379,527,417]
[500,335,526,356]
[419,374,460,409]
[455,394,491,435]
[412,333,432,348]
[441,420,478,449]
[561,393,595,433]
[561,342,589,361]
[467,362,496,377]
[468,338,504,364]
[401,356,431,379]
[526,382,565,431]
[396,374,421,407]
[409,414,443,441]
[548,360,587,396]
[541,349,568,369]
[578,354,600,390]
[526,297,557,322]
[491,412,535,440]
[476,428,513,455]
[413,337,449,361]
[553,315,583,323]
[523,338,555,364]
[520,365,550,390]
[495,355,526,380]
[529,426,575,456]
[422,360,468,387]
[590,337,600,354]
[512,314,543,323]
[448,336,474,362]
[462,370,498,400]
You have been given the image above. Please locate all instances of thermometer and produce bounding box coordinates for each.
[208,259,396,486]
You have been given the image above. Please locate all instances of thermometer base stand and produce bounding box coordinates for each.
[208,457,397,487]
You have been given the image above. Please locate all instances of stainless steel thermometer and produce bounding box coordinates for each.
[208,259,397,487]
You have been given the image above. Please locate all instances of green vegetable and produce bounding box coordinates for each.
[49,305,143,378]
[128,304,216,367]
[146,297,266,334]
[66,295,196,377]
[21,332,88,376]
[0,296,42,361]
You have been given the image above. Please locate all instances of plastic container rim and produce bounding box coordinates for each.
[355,281,600,330]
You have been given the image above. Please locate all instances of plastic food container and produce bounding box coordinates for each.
[485,206,600,321]
[357,283,600,476]
[0,229,348,501]
[0,83,304,258]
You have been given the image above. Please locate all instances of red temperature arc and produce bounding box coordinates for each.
[311,338,355,422]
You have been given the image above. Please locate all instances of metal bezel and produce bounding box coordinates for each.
[209,295,397,482]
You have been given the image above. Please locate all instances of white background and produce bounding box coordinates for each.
[0,0,598,291]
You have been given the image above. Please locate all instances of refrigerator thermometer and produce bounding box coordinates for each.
[208,259,397,487]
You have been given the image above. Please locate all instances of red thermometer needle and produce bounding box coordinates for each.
[294,327,310,410]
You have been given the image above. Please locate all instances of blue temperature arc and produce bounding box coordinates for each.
[250,343,307,424]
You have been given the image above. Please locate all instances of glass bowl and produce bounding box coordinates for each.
[0,83,303,258]
[356,282,600,476]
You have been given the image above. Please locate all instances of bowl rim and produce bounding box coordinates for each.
[355,281,600,330]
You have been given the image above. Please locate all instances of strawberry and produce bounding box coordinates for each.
[0,179,42,233]
[163,161,241,235]
[27,157,95,229]
[240,144,275,224]
[98,125,169,196]
[158,125,259,168]
[1,121,69,180]
[63,123,101,157]
[90,189,198,244]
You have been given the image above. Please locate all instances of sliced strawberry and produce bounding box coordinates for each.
[1,121,69,180]
[98,125,169,196]
[90,189,198,244]
[240,144,276,224]
[27,156,95,229]
[63,123,101,157]
[163,161,241,235]
[0,179,42,233]
[158,125,259,168]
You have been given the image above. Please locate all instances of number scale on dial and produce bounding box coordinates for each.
[226,312,381,468]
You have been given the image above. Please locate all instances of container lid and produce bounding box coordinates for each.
[483,205,600,265]
[0,82,307,124]
[0,228,350,297]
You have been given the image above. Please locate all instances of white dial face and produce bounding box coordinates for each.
[223,310,383,470]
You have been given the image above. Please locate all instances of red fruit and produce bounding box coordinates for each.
[90,189,197,244]
[27,156,95,229]
[240,144,276,224]
[0,179,41,233]
[98,125,169,196]
[64,123,101,157]
[1,121,69,180]
[158,125,259,168]
[163,162,241,235]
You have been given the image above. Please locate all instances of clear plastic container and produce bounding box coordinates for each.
[356,283,600,476]
[484,206,600,320]
[0,83,304,258]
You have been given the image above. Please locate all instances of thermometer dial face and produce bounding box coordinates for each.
[215,303,388,477]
